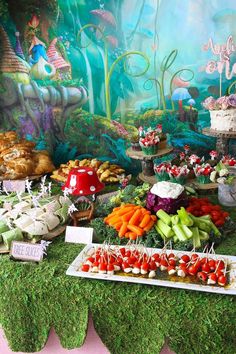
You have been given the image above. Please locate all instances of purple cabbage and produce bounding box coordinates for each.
[146,191,189,214]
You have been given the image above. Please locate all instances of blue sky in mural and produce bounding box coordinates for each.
[119,0,236,110]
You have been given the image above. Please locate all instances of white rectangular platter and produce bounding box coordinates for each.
[66,243,236,296]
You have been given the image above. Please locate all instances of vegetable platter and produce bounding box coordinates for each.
[67,243,236,296]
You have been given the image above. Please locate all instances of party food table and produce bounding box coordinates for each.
[0,204,236,354]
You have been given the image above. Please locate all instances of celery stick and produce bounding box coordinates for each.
[209,221,221,237]
[157,220,174,238]
[171,215,179,225]
[177,207,193,226]
[155,225,168,241]
[199,230,209,241]
[198,215,211,221]
[192,227,201,248]
[173,224,188,241]
[173,235,178,243]
[156,209,172,225]
[182,225,193,239]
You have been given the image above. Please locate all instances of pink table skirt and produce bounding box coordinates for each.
[0,316,175,354]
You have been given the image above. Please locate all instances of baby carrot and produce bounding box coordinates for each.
[129,232,138,240]
[127,224,144,236]
[129,209,142,226]
[108,216,121,225]
[143,220,155,232]
[118,222,128,237]
[139,214,151,228]
[122,210,135,222]
[117,206,135,216]
[150,215,157,221]
[114,221,123,231]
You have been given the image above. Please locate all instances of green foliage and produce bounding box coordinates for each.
[89,217,126,245]
[110,183,150,206]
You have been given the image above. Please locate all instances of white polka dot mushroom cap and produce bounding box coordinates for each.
[77,169,86,173]
[87,171,93,175]
[90,186,96,192]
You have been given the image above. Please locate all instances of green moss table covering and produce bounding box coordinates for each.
[0,210,235,354]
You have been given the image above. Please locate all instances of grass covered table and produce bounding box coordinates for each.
[0,212,235,354]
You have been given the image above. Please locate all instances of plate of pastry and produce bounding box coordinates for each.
[0,131,55,180]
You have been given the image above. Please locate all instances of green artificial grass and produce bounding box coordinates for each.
[0,206,235,353]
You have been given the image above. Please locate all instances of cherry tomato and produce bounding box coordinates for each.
[169,259,176,267]
[149,261,157,271]
[218,275,227,286]
[81,264,90,272]
[188,265,198,276]
[212,205,222,211]
[211,210,221,219]
[215,269,224,278]
[201,205,212,213]
[191,253,199,262]
[208,259,216,271]
[197,271,208,282]
[208,273,217,283]
[214,218,225,227]
[107,264,114,271]
[202,263,211,273]
[181,255,190,263]
[216,260,225,270]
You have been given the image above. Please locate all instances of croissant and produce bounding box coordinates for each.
[5,158,35,176]
[0,140,12,153]
[4,131,18,141]
[0,142,33,160]
[33,152,55,175]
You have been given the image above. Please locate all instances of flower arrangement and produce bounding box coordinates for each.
[221,155,236,167]
[202,94,236,111]
[168,165,189,184]
[193,163,214,184]
[210,162,235,185]
[154,162,171,181]
[139,126,161,155]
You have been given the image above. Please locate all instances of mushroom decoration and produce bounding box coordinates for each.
[188,98,196,111]
[209,150,218,160]
[0,25,30,84]
[90,9,117,29]
[171,88,191,121]
[47,38,71,80]
[62,167,105,226]
[105,35,118,48]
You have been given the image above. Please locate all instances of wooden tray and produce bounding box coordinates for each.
[0,224,66,254]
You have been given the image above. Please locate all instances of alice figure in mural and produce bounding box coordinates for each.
[29,36,56,80]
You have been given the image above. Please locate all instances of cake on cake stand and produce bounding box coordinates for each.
[202,128,236,155]
[126,145,173,184]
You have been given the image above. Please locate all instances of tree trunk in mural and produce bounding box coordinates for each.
[0,76,88,138]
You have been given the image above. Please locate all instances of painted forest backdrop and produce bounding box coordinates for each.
[1,0,236,169]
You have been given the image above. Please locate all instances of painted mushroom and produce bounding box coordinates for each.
[171,87,191,121]
[90,9,117,29]
[171,87,191,111]
[188,98,196,111]
[209,150,218,160]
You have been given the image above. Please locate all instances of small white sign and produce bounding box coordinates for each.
[65,226,93,244]
[3,180,26,192]
[10,241,44,262]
